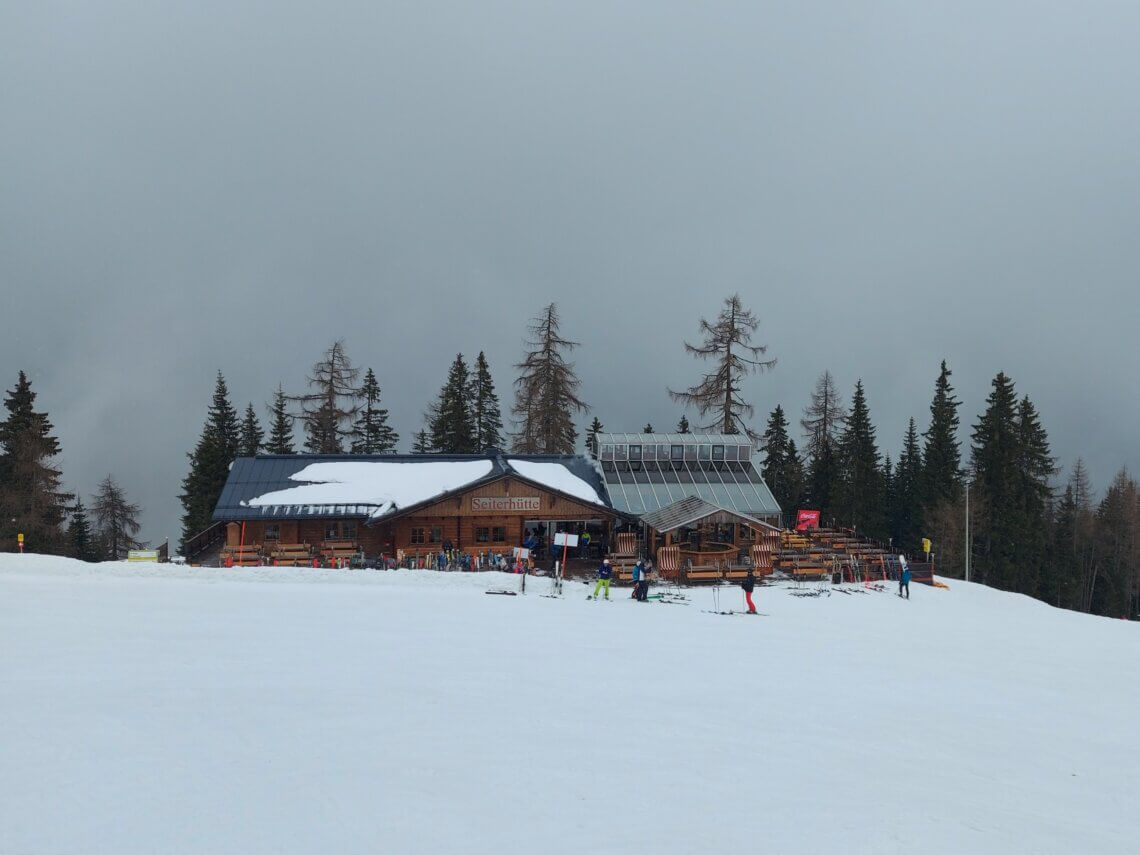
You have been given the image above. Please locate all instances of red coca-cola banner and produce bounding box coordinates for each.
[795,509,821,531]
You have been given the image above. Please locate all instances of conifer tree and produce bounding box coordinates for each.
[412,429,431,454]
[429,355,476,453]
[179,372,240,549]
[586,417,604,454]
[969,372,1021,589]
[762,405,801,513]
[669,294,775,438]
[239,403,264,456]
[264,384,295,454]
[676,415,690,434]
[922,360,962,507]
[350,368,399,453]
[92,475,144,560]
[511,304,587,453]
[800,371,845,522]
[1091,469,1140,618]
[289,340,362,453]
[68,498,99,562]
[890,418,925,552]
[0,371,71,553]
[1013,395,1055,595]
[469,352,503,451]
[643,423,654,433]
[834,381,886,537]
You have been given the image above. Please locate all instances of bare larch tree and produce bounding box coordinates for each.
[289,340,362,453]
[669,294,776,438]
[91,475,143,560]
[511,304,588,454]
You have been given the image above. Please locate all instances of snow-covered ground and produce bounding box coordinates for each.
[2,554,1137,854]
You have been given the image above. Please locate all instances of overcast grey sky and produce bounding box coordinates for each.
[3,1,1138,546]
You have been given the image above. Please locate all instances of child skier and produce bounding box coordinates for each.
[899,556,911,599]
[591,558,612,600]
[630,559,641,598]
[741,568,758,614]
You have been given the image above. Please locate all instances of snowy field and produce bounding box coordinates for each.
[2,554,1138,854]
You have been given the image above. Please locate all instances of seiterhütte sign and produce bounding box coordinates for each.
[471,496,541,512]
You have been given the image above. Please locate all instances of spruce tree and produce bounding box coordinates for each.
[643,423,654,433]
[1091,469,1140,618]
[68,499,99,562]
[239,403,264,456]
[179,372,240,549]
[761,405,795,512]
[676,415,690,434]
[289,340,362,453]
[1014,395,1055,595]
[800,371,845,522]
[429,355,476,454]
[922,360,962,507]
[586,417,604,454]
[0,371,71,553]
[92,475,144,560]
[264,384,295,454]
[668,294,775,438]
[350,368,399,453]
[469,352,503,451]
[782,438,804,517]
[834,381,886,537]
[511,304,587,453]
[412,429,431,454]
[890,418,925,552]
[969,372,1020,589]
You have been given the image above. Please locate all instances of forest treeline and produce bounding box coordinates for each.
[3,298,1137,620]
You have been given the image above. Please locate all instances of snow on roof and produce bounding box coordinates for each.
[244,460,494,520]
[506,459,604,506]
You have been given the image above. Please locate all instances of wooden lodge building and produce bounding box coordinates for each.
[209,451,636,566]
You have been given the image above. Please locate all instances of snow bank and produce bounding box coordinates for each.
[506,459,604,505]
[244,459,493,518]
[2,554,1138,854]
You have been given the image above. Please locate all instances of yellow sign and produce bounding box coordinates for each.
[922,538,931,556]
[127,550,159,562]
[17,533,24,543]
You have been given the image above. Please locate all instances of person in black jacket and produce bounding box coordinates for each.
[742,569,758,614]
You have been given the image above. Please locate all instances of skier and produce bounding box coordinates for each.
[630,559,642,599]
[591,558,612,600]
[899,555,911,599]
[741,568,758,614]
[633,563,652,601]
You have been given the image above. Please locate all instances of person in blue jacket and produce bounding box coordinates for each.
[591,558,612,600]
[899,557,911,599]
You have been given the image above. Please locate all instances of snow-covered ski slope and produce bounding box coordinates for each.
[2,554,1137,854]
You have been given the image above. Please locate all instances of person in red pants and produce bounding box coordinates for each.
[741,568,758,614]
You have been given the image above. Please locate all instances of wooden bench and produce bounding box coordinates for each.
[684,560,724,583]
[221,544,261,566]
[656,546,681,581]
[321,541,361,566]
[268,543,312,566]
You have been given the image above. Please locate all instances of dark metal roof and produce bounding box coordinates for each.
[211,452,624,522]
[640,496,779,534]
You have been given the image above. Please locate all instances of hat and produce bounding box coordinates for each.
[603,558,610,564]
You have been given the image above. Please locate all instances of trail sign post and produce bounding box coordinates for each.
[17,532,24,554]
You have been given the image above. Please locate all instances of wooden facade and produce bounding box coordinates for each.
[225,474,623,559]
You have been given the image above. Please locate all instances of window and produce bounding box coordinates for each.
[492,527,507,543]
[698,444,711,461]
[264,524,280,541]
[325,522,340,540]
[670,445,684,461]
[642,445,656,460]
[429,526,442,544]
[712,445,725,461]
[725,445,739,462]
[685,445,698,461]
[657,444,670,459]
[600,444,614,461]
[411,527,425,544]
[615,445,628,460]
[475,527,490,543]
[342,521,357,540]
[629,444,642,460]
